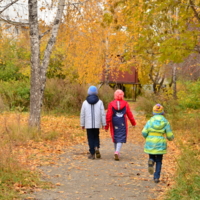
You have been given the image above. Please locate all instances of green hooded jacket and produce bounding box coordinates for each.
[142,115,174,154]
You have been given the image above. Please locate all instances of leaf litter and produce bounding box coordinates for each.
[0,103,179,199]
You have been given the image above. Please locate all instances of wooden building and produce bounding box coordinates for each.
[101,66,139,101]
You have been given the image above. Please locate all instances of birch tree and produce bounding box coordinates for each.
[0,0,66,129]
[28,0,65,129]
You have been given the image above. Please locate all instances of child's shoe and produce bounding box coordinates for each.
[114,151,119,161]
[148,159,154,175]
[88,154,95,159]
[95,147,101,159]
[154,179,160,183]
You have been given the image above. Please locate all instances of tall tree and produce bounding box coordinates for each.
[28,0,65,128]
[0,0,66,129]
[110,0,200,94]
[51,0,129,85]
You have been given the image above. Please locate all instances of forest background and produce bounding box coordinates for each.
[0,0,200,199]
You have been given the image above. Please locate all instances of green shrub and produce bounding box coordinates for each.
[0,63,24,81]
[135,92,180,117]
[0,78,114,114]
[43,79,87,114]
[124,84,136,99]
[44,80,114,114]
[178,80,200,109]
[0,80,30,111]
[98,84,114,109]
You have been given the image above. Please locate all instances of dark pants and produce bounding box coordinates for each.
[149,154,163,179]
[87,129,100,155]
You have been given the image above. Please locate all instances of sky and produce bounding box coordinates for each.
[0,0,56,23]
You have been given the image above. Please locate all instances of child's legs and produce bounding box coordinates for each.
[93,128,100,149]
[149,154,156,162]
[154,155,163,179]
[115,142,123,153]
[86,129,96,155]
[114,143,117,151]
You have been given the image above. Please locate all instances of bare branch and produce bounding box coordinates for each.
[159,76,165,86]
[39,29,51,40]
[41,0,66,75]
[149,65,154,82]
[189,0,200,23]
[0,16,29,26]
[194,45,200,53]
[67,0,90,6]
[0,0,19,14]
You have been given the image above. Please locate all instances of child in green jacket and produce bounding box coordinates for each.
[142,104,174,183]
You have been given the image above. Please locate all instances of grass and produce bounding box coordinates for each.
[164,110,200,200]
[0,112,84,199]
[134,94,200,199]
[0,99,199,199]
[0,169,51,200]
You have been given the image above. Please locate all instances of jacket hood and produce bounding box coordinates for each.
[110,99,127,110]
[86,94,99,104]
[149,115,167,130]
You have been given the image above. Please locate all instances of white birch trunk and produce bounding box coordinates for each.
[28,0,65,129]
[28,0,41,128]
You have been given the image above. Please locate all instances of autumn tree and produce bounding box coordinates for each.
[0,0,68,129]
[49,0,129,85]
[105,0,200,96]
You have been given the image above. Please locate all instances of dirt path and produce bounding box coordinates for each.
[22,108,176,200]
[24,137,172,200]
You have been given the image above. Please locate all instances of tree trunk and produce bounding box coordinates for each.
[105,35,109,85]
[28,0,41,128]
[28,0,65,129]
[149,65,165,94]
[172,64,177,99]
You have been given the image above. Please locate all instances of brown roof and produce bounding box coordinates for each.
[101,66,138,84]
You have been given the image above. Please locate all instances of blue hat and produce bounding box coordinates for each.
[88,86,98,95]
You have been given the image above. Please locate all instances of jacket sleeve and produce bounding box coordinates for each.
[126,103,136,126]
[142,121,149,138]
[165,122,174,141]
[105,103,112,130]
[80,102,85,127]
[100,101,106,126]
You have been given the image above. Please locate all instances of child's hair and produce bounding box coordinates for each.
[114,89,124,100]
[153,104,164,115]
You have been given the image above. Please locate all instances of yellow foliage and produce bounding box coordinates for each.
[53,0,130,84]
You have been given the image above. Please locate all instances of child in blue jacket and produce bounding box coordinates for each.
[142,104,174,183]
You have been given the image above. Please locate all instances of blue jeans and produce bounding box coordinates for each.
[87,129,100,155]
[149,154,163,179]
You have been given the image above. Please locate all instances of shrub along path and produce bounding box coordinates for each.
[23,108,177,200]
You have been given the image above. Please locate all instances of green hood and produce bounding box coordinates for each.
[149,115,167,130]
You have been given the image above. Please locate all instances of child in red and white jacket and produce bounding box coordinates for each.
[105,89,136,160]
